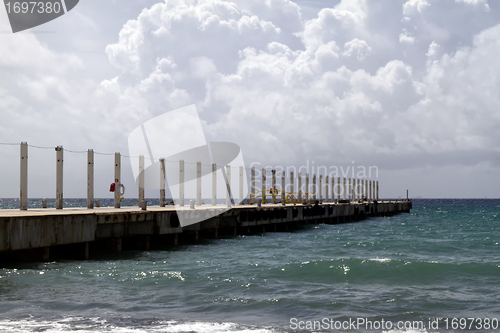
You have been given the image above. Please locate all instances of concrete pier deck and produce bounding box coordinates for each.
[0,200,411,262]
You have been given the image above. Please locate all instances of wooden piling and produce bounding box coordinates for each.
[56,146,63,209]
[20,142,28,210]
[87,149,94,209]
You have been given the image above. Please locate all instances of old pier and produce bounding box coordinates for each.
[0,142,411,262]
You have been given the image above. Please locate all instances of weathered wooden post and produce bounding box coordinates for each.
[343,177,346,201]
[138,155,145,206]
[290,171,294,198]
[312,174,317,201]
[331,177,335,203]
[262,168,266,204]
[348,178,351,202]
[281,171,285,205]
[114,152,121,208]
[351,178,355,201]
[361,179,364,200]
[20,142,28,210]
[353,178,357,201]
[305,173,309,202]
[212,163,217,205]
[226,165,231,207]
[369,180,372,202]
[319,175,323,203]
[337,177,341,202]
[250,167,255,204]
[325,175,329,202]
[366,179,369,201]
[87,149,94,209]
[179,160,184,206]
[239,166,244,204]
[298,172,302,202]
[377,181,379,201]
[56,146,63,209]
[272,169,276,203]
[160,158,166,207]
[196,161,202,206]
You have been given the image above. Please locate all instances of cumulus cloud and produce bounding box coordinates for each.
[97,0,500,171]
[2,0,500,197]
[403,0,430,15]
[399,30,415,44]
[426,41,440,57]
[343,38,372,61]
[455,0,490,12]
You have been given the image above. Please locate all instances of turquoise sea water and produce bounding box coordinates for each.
[0,199,499,332]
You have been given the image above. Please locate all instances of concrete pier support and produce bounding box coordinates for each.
[114,153,121,208]
[35,247,50,261]
[56,146,63,209]
[78,242,89,260]
[139,155,145,206]
[226,165,231,207]
[250,167,255,204]
[160,159,166,207]
[196,162,202,206]
[213,163,217,206]
[107,238,122,252]
[262,169,266,203]
[136,236,150,251]
[87,149,94,209]
[179,160,184,206]
[20,142,28,210]
[272,169,276,203]
[76,242,89,260]
[239,166,244,204]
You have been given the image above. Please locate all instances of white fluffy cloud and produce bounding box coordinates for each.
[455,0,490,11]
[1,0,500,198]
[100,0,500,168]
[403,0,430,15]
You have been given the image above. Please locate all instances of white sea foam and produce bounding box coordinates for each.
[369,258,392,262]
[0,318,280,333]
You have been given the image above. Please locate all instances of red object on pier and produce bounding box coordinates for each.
[109,183,115,192]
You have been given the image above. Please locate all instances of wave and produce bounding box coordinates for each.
[0,317,282,333]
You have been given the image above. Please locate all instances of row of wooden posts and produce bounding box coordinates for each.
[18,142,379,210]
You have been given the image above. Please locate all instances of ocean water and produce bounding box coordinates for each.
[0,199,499,332]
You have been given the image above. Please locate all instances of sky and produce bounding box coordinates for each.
[1,0,500,199]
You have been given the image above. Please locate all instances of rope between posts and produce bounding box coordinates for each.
[1,142,380,179]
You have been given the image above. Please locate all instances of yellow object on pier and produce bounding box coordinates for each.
[249,189,315,204]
